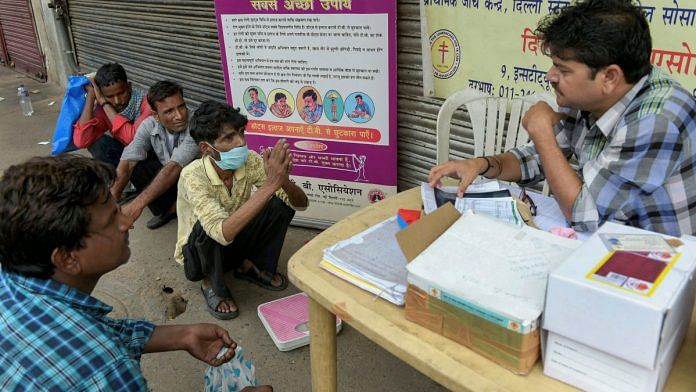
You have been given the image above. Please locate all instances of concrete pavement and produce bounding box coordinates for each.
[0,67,446,392]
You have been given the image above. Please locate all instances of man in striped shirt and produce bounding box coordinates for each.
[429,0,696,236]
[0,156,271,391]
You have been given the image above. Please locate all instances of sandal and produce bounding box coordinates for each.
[200,286,239,320]
[235,265,289,291]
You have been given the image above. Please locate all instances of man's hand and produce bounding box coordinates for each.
[85,84,96,100]
[120,201,145,223]
[521,102,566,144]
[88,77,106,106]
[262,139,291,190]
[428,158,487,197]
[183,323,237,367]
[110,185,123,204]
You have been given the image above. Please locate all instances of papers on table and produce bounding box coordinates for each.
[321,217,408,305]
[421,181,524,226]
[407,211,581,328]
[504,184,592,241]
[423,182,592,241]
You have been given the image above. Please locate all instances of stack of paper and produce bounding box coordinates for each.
[423,182,592,240]
[407,211,581,330]
[321,217,408,305]
[421,182,524,226]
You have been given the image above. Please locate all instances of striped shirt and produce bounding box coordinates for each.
[510,67,696,236]
[0,268,155,391]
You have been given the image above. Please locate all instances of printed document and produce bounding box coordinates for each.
[322,217,408,304]
[407,211,581,321]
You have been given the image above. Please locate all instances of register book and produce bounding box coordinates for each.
[321,217,408,305]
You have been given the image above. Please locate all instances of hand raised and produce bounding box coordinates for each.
[521,102,566,143]
[262,139,291,190]
[88,77,106,106]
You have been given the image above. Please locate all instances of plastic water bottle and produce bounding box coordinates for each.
[18,84,34,117]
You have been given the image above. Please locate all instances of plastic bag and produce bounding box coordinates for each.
[51,75,91,155]
[204,345,259,392]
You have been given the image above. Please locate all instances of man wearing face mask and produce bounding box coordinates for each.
[73,63,152,167]
[110,81,199,230]
[175,101,308,319]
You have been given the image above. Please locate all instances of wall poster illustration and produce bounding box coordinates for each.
[214,0,398,227]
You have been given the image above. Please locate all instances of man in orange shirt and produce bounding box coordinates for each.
[73,63,152,167]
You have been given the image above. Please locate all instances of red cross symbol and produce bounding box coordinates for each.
[438,41,449,64]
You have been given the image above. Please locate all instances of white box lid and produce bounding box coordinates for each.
[544,222,696,368]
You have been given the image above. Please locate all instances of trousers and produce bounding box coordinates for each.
[182,196,295,298]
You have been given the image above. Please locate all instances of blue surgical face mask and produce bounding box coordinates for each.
[207,142,249,170]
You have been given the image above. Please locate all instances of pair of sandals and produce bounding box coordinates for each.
[201,265,289,320]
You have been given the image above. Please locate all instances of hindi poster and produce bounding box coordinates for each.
[214,0,397,227]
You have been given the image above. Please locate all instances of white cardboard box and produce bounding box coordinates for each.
[542,222,696,392]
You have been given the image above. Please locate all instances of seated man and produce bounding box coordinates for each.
[74,62,152,167]
[350,94,371,120]
[176,101,308,319]
[429,0,696,236]
[0,155,271,391]
[111,80,199,230]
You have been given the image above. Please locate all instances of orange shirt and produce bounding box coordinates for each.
[72,99,152,148]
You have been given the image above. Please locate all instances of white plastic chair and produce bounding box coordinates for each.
[435,88,556,194]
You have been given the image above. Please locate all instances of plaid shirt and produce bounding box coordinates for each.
[510,67,696,236]
[0,268,155,391]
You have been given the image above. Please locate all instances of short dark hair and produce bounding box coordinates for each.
[535,0,651,83]
[248,87,258,95]
[0,156,115,279]
[147,80,184,112]
[303,89,317,102]
[355,94,363,100]
[95,63,128,88]
[190,100,248,144]
[274,92,286,102]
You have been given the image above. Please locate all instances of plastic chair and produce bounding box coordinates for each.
[435,88,556,194]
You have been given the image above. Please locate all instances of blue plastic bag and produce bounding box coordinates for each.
[204,345,259,392]
[51,75,91,155]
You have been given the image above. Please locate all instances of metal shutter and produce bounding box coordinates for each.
[0,0,46,79]
[66,0,225,106]
[66,0,472,191]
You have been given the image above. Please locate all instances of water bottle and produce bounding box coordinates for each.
[18,84,34,117]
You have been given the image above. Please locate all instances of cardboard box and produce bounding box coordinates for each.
[405,284,540,374]
[542,222,696,391]
[397,203,579,374]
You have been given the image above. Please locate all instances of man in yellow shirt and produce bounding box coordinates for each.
[175,101,308,319]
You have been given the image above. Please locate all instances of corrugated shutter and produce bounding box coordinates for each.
[66,0,225,106]
[66,0,471,191]
[0,0,47,79]
[396,1,475,190]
